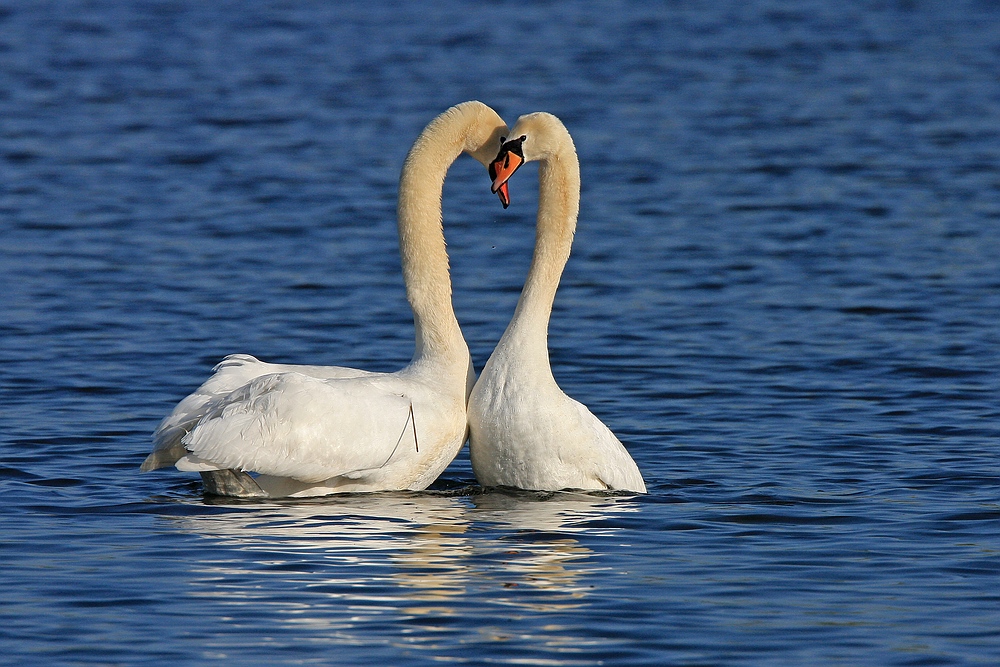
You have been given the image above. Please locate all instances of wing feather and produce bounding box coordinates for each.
[179,372,415,483]
[142,355,372,471]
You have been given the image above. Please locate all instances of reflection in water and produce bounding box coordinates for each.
[168,490,640,660]
[468,491,631,613]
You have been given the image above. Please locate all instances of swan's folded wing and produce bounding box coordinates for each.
[177,372,416,483]
[142,355,371,471]
[569,397,647,493]
[143,355,279,471]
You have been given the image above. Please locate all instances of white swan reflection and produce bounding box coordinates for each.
[167,489,640,650]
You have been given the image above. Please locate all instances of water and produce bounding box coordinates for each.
[2,1,1000,664]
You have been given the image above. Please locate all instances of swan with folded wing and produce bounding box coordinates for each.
[141,101,509,498]
[469,112,646,493]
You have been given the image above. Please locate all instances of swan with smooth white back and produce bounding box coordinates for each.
[469,111,647,493]
[141,101,509,497]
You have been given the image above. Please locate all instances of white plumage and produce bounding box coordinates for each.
[469,112,646,493]
[142,102,509,497]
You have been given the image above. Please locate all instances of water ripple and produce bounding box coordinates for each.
[3,0,1000,665]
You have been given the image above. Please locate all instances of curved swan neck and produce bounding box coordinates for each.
[397,104,489,362]
[507,134,581,349]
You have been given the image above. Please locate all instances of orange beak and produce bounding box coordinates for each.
[495,180,511,209]
[488,137,526,209]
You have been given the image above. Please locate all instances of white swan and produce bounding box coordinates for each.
[468,112,646,493]
[141,101,509,498]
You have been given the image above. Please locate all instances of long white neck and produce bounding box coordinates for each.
[396,108,475,364]
[502,133,581,361]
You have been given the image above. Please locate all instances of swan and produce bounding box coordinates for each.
[468,112,646,493]
[140,101,509,498]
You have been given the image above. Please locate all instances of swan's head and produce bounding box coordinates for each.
[455,101,510,170]
[489,112,572,208]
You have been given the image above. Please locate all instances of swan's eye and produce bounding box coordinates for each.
[500,136,506,144]
[519,135,526,142]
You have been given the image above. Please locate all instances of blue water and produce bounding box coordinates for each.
[3,1,1000,664]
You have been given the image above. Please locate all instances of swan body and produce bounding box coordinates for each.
[468,112,646,493]
[142,101,509,497]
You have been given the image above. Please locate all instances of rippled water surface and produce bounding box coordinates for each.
[3,1,1000,665]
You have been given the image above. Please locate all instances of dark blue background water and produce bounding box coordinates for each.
[3,1,999,665]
